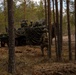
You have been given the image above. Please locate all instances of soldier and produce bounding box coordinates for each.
[40,33,48,56]
[40,23,57,56]
[33,21,39,27]
[21,20,28,27]
[29,21,33,27]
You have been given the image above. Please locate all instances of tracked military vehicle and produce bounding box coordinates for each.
[0,19,48,47]
[15,20,48,46]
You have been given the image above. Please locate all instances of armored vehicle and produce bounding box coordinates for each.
[0,34,8,47]
[0,19,48,47]
[15,20,48,46]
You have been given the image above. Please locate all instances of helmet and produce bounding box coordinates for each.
[21,20,26,23]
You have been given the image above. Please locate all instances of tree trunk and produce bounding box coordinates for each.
[59,0,63,60]
[75,0,76,60]
[7,0,15,74]
[4,0,7,29]
[66,0,72,60]
[52,0,57,60]
[55,0,60,61]
[45,0,48,26]
[24,0,26,20]
[47,0,52,58]
[52,0,55,23]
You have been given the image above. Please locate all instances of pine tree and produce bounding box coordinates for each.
[75,0,76,60]
[47,0,52,58]
[7,0,15,74]
[59,0,63,60]
[66,0,72,60]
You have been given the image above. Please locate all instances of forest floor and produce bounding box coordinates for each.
[0,35,76,75]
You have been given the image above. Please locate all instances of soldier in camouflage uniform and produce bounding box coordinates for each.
[40,33,48,56]
[29,21,33,27]
[40,23,56,56]
[21,20,28,28]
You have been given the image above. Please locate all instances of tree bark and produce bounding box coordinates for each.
[45,0,48,26]
[52,0,55,23]
[55,0,60,61]
[47,0,52,58]
[59,0,63,60]
[7,0,15,74]
[66,0,72,60]
[24,0,26,20]
[52,0,57,60]
[75,0,76,60]
[4,0,7,27]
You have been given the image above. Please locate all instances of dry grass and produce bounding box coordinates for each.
[0,37,76,75]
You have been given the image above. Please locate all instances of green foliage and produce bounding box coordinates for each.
[62,13,75,35]
[0,0,45,33]
[0,0,75,34]
[35,1,45,20]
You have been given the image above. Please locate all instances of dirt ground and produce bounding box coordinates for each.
[0,35,76,75]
